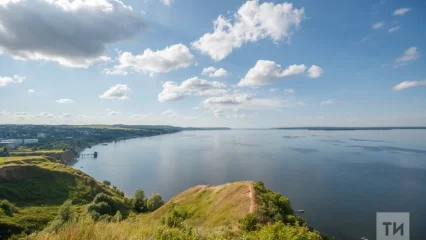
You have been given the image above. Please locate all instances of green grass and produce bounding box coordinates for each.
[0,156,131,237]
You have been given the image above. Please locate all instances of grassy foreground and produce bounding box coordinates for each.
[1,156,331,240]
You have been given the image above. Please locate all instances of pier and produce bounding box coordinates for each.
[80,152,98,158]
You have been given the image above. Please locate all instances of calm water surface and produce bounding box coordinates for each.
[73,130,426,240]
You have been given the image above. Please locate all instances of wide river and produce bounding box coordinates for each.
[73,129,426,240]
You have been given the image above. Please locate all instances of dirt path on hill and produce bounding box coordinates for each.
[248,183,255,213]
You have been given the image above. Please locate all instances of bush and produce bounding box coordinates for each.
[88,201,111,216]
[0,199,16,216]
[45,200,77,232]
[103,180,111,186]
[241,213,258,232]
[112,210,123,222]
[161,206,189,228]
[147,193,164,211]
[254,181,293,224]
[244,221,322,240]
[154,225,199,240]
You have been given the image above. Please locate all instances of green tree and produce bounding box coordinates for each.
[132,189,146,212]
[241,213,258,232]
[103,180,111,186]
[147,192,164,211]
[113,210,123,222]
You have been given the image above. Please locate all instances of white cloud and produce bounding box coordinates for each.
[56,99,74,104]
[0,75,25,87]
[307,65,324,78]
[284,88,295,94]
[238,60,322,87]
[192,106,200,110]
[320,99,336,106]
[28,89,35,93]
[35,112,54,118]
[393,80,426,91]
[191,0,305,61]
[201,67,228,77]
[132,113,152,119]
[108,44,194,75]
[100,84,130,100]
[161,109,179,118]
[107,110,120,116]
[372,21,385,30]
[388,26,401,33]
[269,88,279,92]
[393,8,411,16]
[394,47,419,67]
[158,77,227,102]
[0,0,143,68]
[184,116,199,120]
[203,94,251,105]
[161,0,174,6]
[60,113,73,119]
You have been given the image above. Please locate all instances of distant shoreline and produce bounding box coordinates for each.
[272,127,426,131]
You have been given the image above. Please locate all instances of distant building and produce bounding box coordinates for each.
[37,133,46,138]
[0,141,16,149]
[23,139,38,144]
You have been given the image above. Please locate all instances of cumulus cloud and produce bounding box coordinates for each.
[284,88,295,94]
[307,65,324,78]
[161,109,179,118]
[394,47,419,67]
[203,94,251,105]
[238,60,322,87]
[100,84,130,100]
[132,113,152,119]
[28,89,35,93]
[108,44,194,75]
[0,75,25,87]
[161,0,174,6]
[35,112,54,118]
[191,0,305,61]
[107,110,120,116]
[60,113,73,118]
[393,80,426,91]
[201,67,228,77]
[158,77,227,102]
[372,21,385,30]
[320,99,336,106]
[0,0,144,68]
[56,99,74,104]
[388,26,401,33]
[393,8,411,16]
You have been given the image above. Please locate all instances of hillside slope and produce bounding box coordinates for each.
[0,157,129,238]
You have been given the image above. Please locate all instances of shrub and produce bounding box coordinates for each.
[147,193,164,212]
[45,200,77,232]
[103,180,111,186]
[241,213,258,232]
[154,225,199,240]
[161,206,189,228]
[0,199,16,216]
[88,201,111,216]
[245,221,322,240]
[112,210,123,222]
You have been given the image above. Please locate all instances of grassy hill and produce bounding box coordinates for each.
[0,156,130,238]
[1,156,330,240]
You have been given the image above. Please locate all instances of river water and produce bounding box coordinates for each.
[73,129,426,240]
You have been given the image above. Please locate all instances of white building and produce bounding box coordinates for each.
[23,139,38,144]
[0,141,16,149]
[37,133,46,138]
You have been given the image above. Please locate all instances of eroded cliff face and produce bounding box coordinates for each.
[44,151,74,164]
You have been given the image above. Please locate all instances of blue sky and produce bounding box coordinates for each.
[0,0,425,128]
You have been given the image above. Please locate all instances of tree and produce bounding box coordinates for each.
[147,193,164,211]
[103,180,111,186]
[132,189,146,212]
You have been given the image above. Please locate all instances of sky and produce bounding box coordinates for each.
[0,0,425,128]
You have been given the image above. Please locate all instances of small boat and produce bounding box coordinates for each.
[297,209,305,213]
